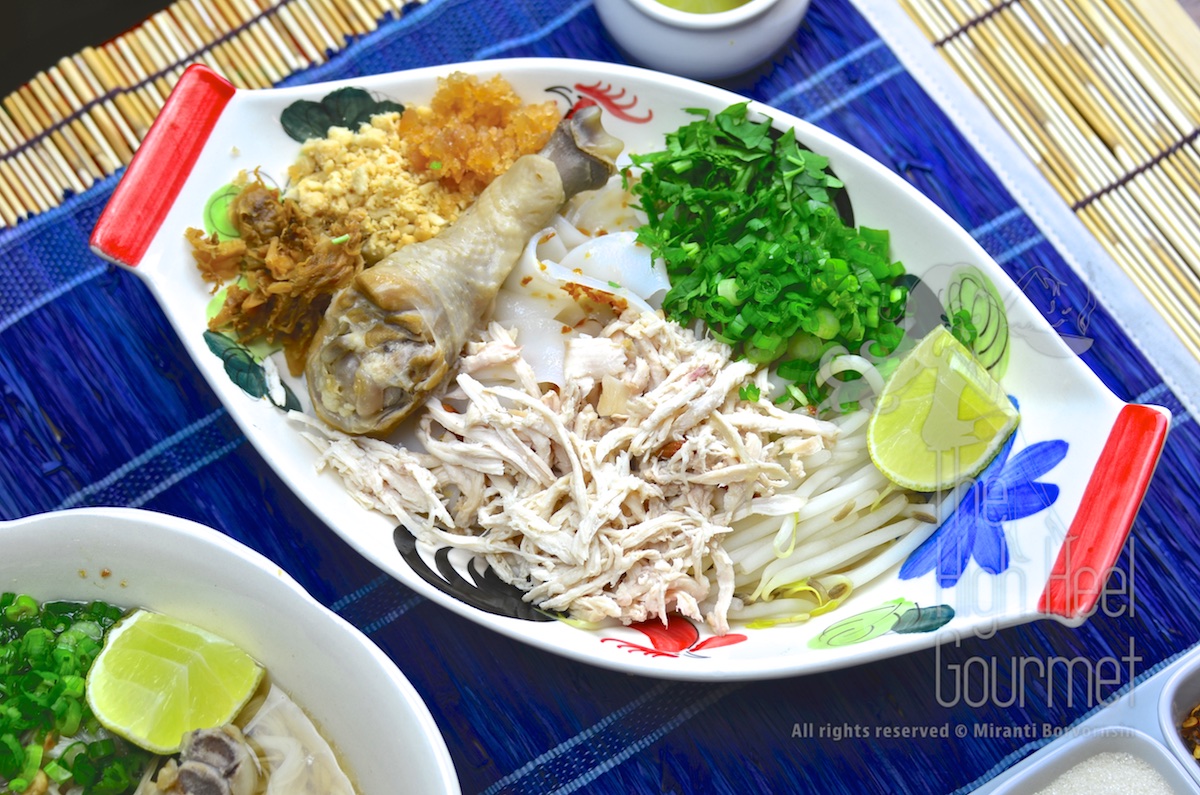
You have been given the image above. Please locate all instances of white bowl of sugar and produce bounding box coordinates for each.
[988,727,1198,794]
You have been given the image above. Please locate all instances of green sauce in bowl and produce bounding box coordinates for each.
[655,0,750,12]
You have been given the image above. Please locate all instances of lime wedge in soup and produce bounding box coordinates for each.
[86,610,264,754]
[867,325,1019,492]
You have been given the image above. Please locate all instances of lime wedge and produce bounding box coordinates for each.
[867,325,1019,492]
[86,610,264,754]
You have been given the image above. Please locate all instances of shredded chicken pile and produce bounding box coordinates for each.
[300,310,841,633]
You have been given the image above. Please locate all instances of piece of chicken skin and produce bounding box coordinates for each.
[305,106,622,436]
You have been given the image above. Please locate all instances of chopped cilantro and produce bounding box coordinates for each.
[629,103,909,407]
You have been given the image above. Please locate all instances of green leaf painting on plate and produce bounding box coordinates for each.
[203,183,242,240]
[943,266,1010,378]
[809,598,954,649]
[203,331,301,412]
[891,603,956,634]
[280,87,404,143]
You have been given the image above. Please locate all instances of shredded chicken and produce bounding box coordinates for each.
[298,310,840,634]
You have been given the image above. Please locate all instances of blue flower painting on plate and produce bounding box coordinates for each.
[900,407,1069,588]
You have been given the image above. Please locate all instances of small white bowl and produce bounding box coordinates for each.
[1160,647,1200,787]
[594,0,811,81]
[0,507,460,795]
[989,727,1199,794]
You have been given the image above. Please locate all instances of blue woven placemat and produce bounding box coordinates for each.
[3,0,1200,793]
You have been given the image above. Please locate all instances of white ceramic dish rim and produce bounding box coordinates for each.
[88,56,1169,682]
[0,507,461,795]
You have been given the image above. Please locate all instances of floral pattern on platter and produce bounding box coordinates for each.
[198,173,304,411]
[392,528,561,622]
[546,82,655,123]
[899,406,1069,589]
[279,87,404,143]
[601,614,747,658]
[203,331,301,412]
[809,599,954,649]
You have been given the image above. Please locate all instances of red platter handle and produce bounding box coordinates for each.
[90,64,236,268]
[1038,402,1170,621]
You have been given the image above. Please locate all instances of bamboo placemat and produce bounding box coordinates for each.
[0,0,421,228]
[899,0,1200,361]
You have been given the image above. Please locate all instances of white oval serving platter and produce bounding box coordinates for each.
[90,57,1169,681]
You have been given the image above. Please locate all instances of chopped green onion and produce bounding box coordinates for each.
[787,332,823,362]
[45,759,73,783]
[629,102,910,409]
[329,234,351,245]
[19,744,43,783]
[4,594,38,623]
[811,306,840,340]
[785,384,809,406]
[716,278,742,305]
[1,594,153,794]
